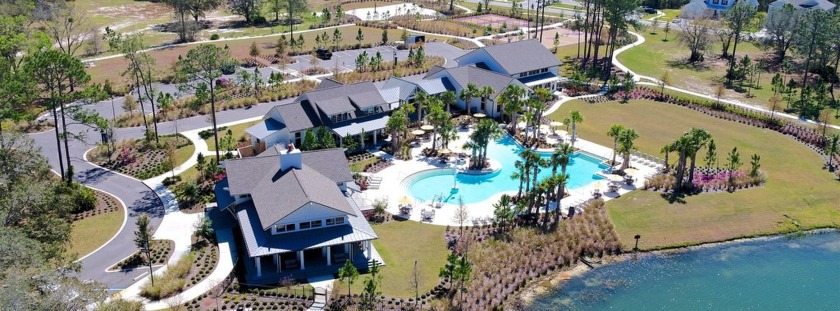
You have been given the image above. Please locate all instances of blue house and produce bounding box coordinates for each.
[217,146,380,283]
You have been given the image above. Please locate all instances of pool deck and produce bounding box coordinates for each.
[360,128,663,226]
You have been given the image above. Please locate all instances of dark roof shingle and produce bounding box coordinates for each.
[456,40,561,75]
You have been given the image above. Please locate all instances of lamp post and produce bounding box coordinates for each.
[143,240,154,286]
[633,234,641,252]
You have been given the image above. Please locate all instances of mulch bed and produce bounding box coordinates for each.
[182,237,220,290]
[95,136,193,180]
[72,190,121,221]
[110,240,175,271]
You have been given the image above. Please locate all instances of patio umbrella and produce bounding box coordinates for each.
[411,129,425,136]
[556,130,569,137]
[438,148,451,155]
[473,113,486,118]
[624,168,639,175]
[399,196,412,205]
[549,121,563,127]
[420,125,434,131]
[539,124,551,132]
[606,174,624,182]
[594,181,607,190]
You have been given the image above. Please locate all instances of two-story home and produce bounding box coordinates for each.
[454,39,562,93]
[245,80,398,154]
[217,145,379,283]
[682,0,759,19]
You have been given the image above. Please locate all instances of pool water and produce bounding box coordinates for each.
[405,135,607,204]
[526,232,840,310]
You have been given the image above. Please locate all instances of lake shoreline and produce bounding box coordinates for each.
[517,228,839,308]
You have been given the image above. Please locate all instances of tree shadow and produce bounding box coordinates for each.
[660,191,687,204]
[75,167,114,184]
[129,189,166,219]
[665,59,712,72]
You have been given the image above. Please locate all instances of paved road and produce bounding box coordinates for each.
[29,41,467,292]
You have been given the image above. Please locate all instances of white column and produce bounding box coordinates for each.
[373,130,378,145]
[298,251,305,270]
[255,257,262,277]
[326,246,332,266]
[366,241,371,258]
[274,254,281,273]
[344,243,349,253]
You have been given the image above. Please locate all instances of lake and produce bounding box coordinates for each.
[527,231,840,310]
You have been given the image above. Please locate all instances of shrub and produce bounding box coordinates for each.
[210,33,220,40]
[139,253,195,300]
[72,185,97,213]
[162,175,182,186]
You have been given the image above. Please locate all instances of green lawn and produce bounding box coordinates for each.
[617,30,839,125]
[550,99,840,250]
[342,220,448,298]
[68,203,124,259]
[205,121,259,151]
[350,157,379,173]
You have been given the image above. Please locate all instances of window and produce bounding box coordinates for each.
[326,217,345,226]
[299,222,311,229]
[311,220,322,228]
[275,223,295,233]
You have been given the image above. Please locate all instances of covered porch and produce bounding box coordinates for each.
[244,240,384,283]
[519,72,561,92]
[332,114,391,147]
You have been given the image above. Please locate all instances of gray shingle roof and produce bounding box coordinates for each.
[456,40,561,75]
[236,196,378,257]
[245,118,286,139]
[224,148,355,229]
[440,66,516,99]
[274,102,319,132]
[302,81,386,116]
[255,147,354,183]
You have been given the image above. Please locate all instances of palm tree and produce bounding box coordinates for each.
[518,148,537,197]
[386,106,409,155]
[569,111,583,147]
[825,134,839,172]
[459,82,480,116]
[498,85,525,123]
[414,90,428,123]
[660,143,673,171]
[511,160,527,198]
[686,128,711,185]
[552,173,569,223]
[616,129,639,171]
[440,91,456,113]
[555,143,574,175]
[606,124,626,166]
[478,85,495,115]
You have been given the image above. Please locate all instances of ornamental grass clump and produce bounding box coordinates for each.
[449,200,620,310]
[140,253,195,300]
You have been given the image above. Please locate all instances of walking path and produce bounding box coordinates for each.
[613,31,840,131]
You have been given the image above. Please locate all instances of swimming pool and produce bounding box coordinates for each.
[404,135,608,204]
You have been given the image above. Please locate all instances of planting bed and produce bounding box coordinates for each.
[110,240,175,271]
[72,190,121,221]
[182,238,220,290]
[91,135,194,180]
